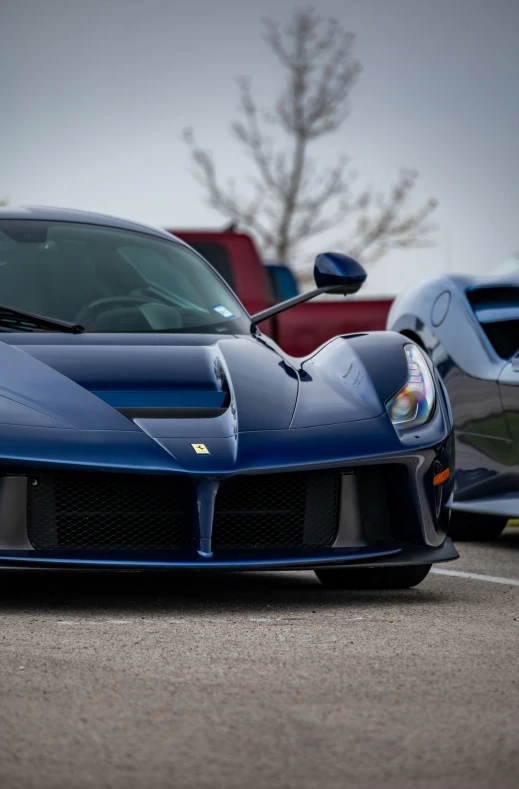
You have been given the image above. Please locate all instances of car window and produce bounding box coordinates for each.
[117,246,206,309]
[184,241,236,289]
[0,220,250,334]
[266,265,299,302]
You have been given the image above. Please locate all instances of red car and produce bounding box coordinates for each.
[169,228,393,357]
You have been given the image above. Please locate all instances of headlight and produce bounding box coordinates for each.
[386,344,435,430]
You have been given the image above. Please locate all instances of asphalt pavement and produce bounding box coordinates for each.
[0,528,518,789]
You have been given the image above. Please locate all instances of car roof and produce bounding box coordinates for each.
[0,205,186,245]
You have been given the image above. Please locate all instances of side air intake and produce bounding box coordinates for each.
[466,286,519,359]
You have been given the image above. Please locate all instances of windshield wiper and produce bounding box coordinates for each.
[0,304,85,334]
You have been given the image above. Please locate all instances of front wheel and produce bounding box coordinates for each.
[448,512,507,541]
[315,564,431,590]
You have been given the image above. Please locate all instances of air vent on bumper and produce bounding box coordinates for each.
[466,286,519,359]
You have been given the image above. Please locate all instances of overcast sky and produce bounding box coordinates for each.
[1,0,518,295]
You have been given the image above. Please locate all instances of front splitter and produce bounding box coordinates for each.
[0,540,458,570]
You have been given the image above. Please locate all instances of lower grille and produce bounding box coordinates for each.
[27,473,188,550]
[356,468,394,542]
[23,465,405,553]
[213,471,340,548]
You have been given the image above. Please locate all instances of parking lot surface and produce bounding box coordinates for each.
[1,528,518,789]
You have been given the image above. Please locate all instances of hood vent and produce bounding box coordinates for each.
[93,389,230,420]
[116,406,227,420]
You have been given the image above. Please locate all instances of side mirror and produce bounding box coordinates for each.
[314,252,367,294]
[251,252,367,326]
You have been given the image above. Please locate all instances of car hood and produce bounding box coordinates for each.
[0,333,406,473]
[0,330,388,430]
[0,334,302,433]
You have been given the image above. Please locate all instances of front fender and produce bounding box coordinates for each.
[290,332,410,429]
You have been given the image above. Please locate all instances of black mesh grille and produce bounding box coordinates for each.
[27,473,189,550]
[24,466,407,553]
[213,471,340,548]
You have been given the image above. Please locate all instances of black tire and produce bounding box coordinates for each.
[448,512,507,542]
[315,564,431,590]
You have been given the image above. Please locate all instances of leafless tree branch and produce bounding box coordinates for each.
[347,169,439,264]
[183,7,438,273]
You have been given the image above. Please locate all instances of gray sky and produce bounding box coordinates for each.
[2,0,518,295]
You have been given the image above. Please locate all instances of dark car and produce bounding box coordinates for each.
[387,271,519,540]
[0,205,457,588]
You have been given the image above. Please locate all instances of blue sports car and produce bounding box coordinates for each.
[0,206,457,588]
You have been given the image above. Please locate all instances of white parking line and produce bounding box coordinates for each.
[431,568,519,587]
[55,615,367,627]
[58,619,132,625]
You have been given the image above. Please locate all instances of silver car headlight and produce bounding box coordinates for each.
[386,344,436,430]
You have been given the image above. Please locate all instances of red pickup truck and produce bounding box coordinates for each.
[168,228,393,357]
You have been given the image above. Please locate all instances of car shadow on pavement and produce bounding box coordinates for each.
[497,525,519,549]
[0,567,449,617]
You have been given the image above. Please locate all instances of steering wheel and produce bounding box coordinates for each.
[75,296,156,328]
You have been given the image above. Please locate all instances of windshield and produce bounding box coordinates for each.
[0,220,250,334]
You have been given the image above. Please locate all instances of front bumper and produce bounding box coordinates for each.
[0,383,456,570]
[0,437,456,569]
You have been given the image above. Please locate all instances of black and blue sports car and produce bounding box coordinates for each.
[0,206,457,588]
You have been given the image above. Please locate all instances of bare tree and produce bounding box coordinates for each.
[184,8,438,273]
[346,169,438,264]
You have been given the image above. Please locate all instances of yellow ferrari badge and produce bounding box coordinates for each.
[191,443,210,454]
